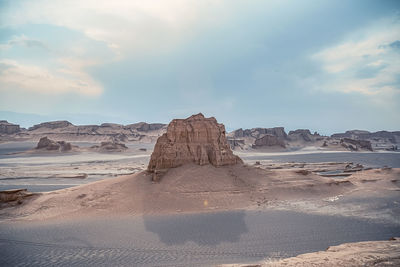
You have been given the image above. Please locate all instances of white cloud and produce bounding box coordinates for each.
[0,0,224,58]
[312,17,400,98]
[0,59,103,96]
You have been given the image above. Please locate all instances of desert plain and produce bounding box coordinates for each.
[0,115,399,266]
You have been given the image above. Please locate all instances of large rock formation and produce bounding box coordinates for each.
[0,120,20,134]
[232,127,287,140]
[288,129,322,142]
[148,113,242,180]
[252,134,286,148]
[36,136,72,151]
[126,122,166,132]
[29,120,73,131]
[332,130,400,144]
[341,138,373,151]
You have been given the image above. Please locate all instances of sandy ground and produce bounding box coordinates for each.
[221,238,400,267]
[1,162,399,222]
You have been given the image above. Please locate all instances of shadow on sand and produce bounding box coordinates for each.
[144,211,248,245]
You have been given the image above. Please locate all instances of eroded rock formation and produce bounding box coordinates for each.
[36,136,72,151]
[341,138,373,151]
[0,120,20,134]
[148,113,242,180]
[29,121,73,131]
[90,141,128,152]
[252,134,286,148]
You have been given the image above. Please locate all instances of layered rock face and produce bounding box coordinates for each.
[288,129,322,142]
[252,134,286,148]
[0,120,20,134]
[148,113,242,180]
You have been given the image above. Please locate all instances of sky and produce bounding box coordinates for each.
[0,0,399,134]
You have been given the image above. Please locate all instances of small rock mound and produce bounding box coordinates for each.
[148,113,242,180]
[91,141,128,152]
[36,136,72,151]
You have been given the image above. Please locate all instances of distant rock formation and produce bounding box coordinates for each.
[29,121,73,131]
[252,134,286,148]
[341,138,373,151]
[228,127,288,150]
[0,120,167,143]
[288,129,322,142]
[36,136,72,151]
[332,130,400,143]
[126,122,166,132]
[0,120,20,134]
[232,127,287,140]
[91,141,128,152]
[148,113,242,181]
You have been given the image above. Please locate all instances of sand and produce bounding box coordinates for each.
[1,162,399,222]
[221,238,400,267]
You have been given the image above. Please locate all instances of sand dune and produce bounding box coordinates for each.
[3,163,397,221]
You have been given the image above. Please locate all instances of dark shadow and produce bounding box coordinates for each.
[144,211,248,245]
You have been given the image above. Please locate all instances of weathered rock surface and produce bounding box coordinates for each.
[288,129,321,142]
[36,136,72,151]
[341,138,373,151]
[252,134,286,148]
[0,120,20,134]
[228,127,288,150]
[148,113,242,180]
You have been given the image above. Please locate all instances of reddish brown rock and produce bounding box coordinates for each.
[148,113,242,180]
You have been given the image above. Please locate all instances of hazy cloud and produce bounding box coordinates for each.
[0,59,103,96]
[312,17,400,99]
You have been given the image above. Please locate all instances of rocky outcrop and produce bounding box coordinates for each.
[227,138,245,149]
[29,120,73,131]
[252,134,286,148]
[232,127,287,140]
[341,138,373,151]
[91,141,128,152]
[1,120,167,143]
[36,136,72,151]
[288,129,322,142]
[0,120,20,134]
[0,189,36,205]
[126,122,166,132]
[148,113,242,180]
[332,130,400,143]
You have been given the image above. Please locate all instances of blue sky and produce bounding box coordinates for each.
[0,0,399,134]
